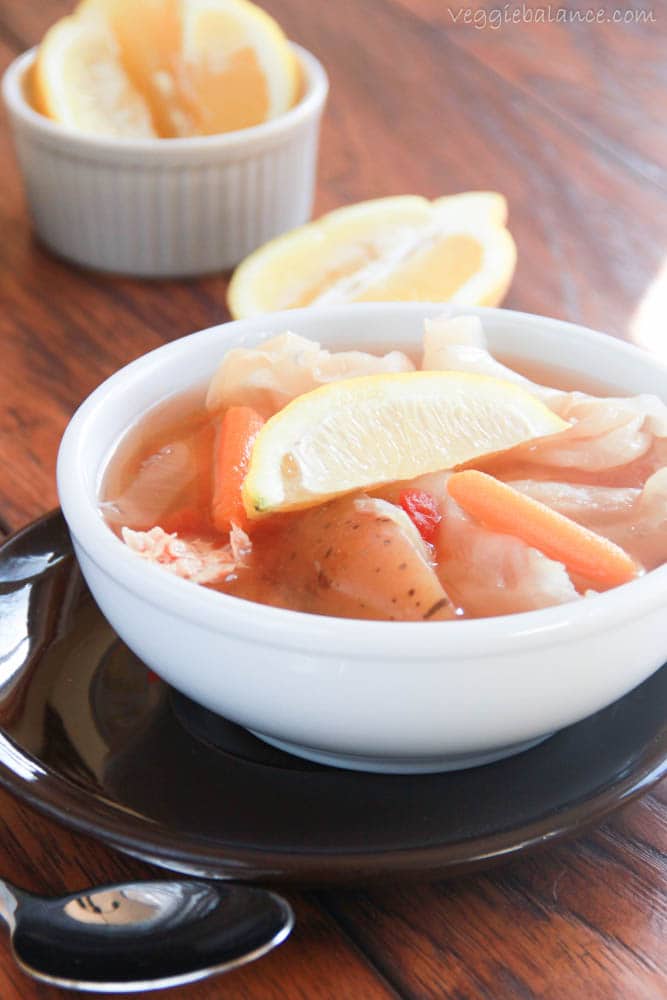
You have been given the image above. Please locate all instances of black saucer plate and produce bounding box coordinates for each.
[0,511,665,885]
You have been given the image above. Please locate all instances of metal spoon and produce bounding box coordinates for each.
[0,877,294,993]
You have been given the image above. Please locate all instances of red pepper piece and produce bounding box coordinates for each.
[398,489,442,544]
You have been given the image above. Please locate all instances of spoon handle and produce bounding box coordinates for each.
[0,880,19,932]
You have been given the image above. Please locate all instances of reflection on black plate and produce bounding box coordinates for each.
[0,511,665,885]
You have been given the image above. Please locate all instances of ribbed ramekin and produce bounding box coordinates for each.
[2,44,328,277]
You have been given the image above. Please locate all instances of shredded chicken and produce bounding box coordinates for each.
[229,522,252,563]
[121,526,242,584]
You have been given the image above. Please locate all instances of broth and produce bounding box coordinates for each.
[100,352,665,621]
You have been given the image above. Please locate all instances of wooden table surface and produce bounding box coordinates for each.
[1,1,666,997]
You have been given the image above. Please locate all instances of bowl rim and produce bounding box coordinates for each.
[57,303,667,658]
[2,42,329,154]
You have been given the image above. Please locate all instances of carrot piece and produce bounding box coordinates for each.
[212,406,265,534]
[447,470,639,588]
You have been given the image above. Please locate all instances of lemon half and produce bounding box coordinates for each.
[228,192,517,319]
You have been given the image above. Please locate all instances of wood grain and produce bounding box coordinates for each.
[392,0,667,186]
[319,794,667,1000]
[0,1,665,997]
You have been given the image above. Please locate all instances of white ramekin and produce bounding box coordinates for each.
[56,304,667,773]
[2,45,328,277]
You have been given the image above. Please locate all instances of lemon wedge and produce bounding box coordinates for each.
[179,0,300,134]
[78,0,190,138]
[32,12,157,137]
[242,371,568,516]
[227,193,517,319]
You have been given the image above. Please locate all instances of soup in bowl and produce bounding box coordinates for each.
[57,304,667,772]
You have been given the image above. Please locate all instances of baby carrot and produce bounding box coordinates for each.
[212,406,265,534]
[447,470,639,588]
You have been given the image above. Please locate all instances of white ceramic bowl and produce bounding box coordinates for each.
[56,304,667,773]
[2,45,328,277]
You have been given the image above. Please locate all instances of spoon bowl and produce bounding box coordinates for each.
[0,878,293,993]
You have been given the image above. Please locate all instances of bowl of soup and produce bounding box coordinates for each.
[56,304,667,773]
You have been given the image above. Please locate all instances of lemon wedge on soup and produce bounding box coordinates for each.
[242,371,568,516]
